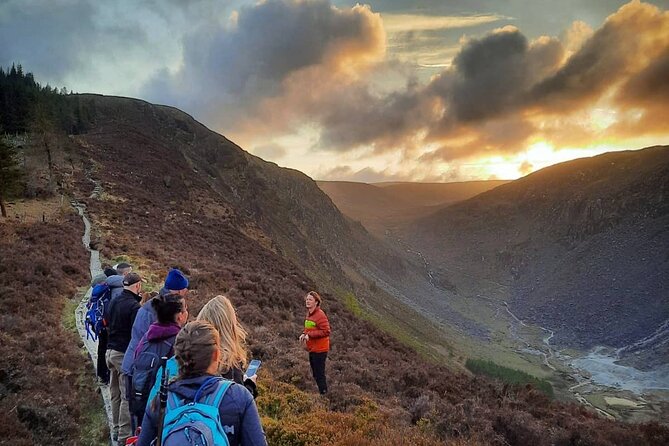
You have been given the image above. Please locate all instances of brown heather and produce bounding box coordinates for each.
[0,213,107,445]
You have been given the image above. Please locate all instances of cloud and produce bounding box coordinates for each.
[142,0,385,135]
[382,13,507,33]
[528,1,669,112]
[317,165,414,183]
[311,1,669,162]
[0,0,209,95]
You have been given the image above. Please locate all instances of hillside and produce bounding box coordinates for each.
[318,180,507,236]
[376,181,510,206]
[2,89,668,444]
[405,147,669,353]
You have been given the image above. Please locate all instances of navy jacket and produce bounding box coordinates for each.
[137,375,267,446]
[106,289,141,352]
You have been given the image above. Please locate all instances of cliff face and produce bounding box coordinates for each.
[407,146,669,349]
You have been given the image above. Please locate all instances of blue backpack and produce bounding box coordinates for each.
[161,377,232,446]
[85,283,112,340]
[130,336,175,419]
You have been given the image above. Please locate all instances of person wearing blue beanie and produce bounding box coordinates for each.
[163,269,189,292]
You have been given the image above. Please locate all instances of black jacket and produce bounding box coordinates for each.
[107,289,141,352]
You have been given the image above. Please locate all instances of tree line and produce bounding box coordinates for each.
[0,64,97,217]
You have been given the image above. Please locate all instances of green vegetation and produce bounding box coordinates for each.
[339,290,454,365]
[343,291,363,317]
[466,358,554,397]
[61,294,82,333]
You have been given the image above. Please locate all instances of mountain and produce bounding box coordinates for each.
[317,180,507,236]
[2,88,667,444]
[405,146,669,353]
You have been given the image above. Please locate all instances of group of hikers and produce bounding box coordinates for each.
[87,263,331,446]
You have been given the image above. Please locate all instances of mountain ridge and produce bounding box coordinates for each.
[405,146,669,352]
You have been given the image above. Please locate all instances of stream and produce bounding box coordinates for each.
[73,201,114,444]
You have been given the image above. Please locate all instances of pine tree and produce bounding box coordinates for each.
[0,139,23,217]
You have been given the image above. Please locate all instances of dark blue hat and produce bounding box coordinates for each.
[165,268,189,291]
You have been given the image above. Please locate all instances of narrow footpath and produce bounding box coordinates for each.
[73,201,115,444]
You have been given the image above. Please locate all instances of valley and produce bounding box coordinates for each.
[320,149,669,424]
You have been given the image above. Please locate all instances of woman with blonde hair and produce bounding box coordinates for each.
[148,295,258,402]
[197,295,258,397]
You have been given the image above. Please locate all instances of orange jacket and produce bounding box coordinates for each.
[303,307,330,353]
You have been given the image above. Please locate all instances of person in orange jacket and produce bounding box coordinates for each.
[299,291,330,394]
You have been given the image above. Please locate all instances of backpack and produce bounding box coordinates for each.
[130,335,175,418]
[84,283,112,341]
[161,377,232,446]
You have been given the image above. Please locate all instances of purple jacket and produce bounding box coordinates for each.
[133,322,181,360]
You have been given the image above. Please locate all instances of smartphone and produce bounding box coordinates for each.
[245,359,261,377]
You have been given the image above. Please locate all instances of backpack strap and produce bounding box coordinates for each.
[167,390,182,410]
[209,380,233,407]
[193,376,221,403]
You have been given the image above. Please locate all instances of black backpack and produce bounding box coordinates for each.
[130,335,175,419]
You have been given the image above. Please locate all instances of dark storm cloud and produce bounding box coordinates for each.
[142,0,385,131]
[0,0,99,81]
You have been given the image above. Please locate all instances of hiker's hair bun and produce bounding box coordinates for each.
[174,321,219,379]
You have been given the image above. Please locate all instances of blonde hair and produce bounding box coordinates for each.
[197,295,248,371]
[174,320,220,379]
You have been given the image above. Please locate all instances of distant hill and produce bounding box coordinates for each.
[318,180,507,236]
[375,181,510,206]
[405,146,669,354]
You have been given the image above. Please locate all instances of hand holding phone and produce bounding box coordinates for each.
[245,359,261,380]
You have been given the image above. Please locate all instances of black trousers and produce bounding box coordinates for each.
[309,351,328,394]
[96,329,110,384]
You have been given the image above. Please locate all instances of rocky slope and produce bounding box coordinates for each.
[406,146,669,351]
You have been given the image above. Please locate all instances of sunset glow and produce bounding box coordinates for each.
[2,0,668,182]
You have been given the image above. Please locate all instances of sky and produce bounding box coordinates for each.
[2,0,669,182]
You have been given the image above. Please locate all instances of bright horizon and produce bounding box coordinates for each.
[2,0,669,182]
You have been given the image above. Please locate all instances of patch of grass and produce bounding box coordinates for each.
[338,290,445,363]
[466,358,554,398]
[61,296,80,334]
[75,372,109,446]
[342,291,363,317]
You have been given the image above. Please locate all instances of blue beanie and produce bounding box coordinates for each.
[165,268,189,291]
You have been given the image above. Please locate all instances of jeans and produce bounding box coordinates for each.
[309,351,328,394]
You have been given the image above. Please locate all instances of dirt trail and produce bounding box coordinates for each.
[73,201,115,444]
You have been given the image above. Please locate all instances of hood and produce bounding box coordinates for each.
[106,275,125,288]
[146,322,181,342]
[168,375,221,402]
